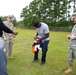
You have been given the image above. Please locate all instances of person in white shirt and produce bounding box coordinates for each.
[32,21,50,65]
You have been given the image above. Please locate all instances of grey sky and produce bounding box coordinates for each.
[0,0,33,21]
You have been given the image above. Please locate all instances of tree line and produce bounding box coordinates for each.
[1,0,76,31]
[20,0,76,28]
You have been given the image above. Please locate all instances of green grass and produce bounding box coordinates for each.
[7,28,76,75]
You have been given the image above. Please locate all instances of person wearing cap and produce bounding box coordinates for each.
[65,13,76,74]
[32,21,50,65]
[0,18,18,75]
[3,15,15,60]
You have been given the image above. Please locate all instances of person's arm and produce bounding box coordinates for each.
[0,18,18,35]
[40,33,49,40]
[73,36,76,40]
[0,18,13,33]
[40,24,49,40]
[34,32,38,40]
[34,33,49,43]
[36,32,38,37]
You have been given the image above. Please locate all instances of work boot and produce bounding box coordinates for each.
[64,67,72,74]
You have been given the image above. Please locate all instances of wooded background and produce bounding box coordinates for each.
[1,0,76,31]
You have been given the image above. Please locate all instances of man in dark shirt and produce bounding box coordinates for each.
[0,18,18,75]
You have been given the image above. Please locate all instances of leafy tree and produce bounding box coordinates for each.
[20,0,74,28]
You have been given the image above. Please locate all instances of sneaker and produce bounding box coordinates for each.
[8,56,15,60]
[64,67,72,74]
[40,62,45,66]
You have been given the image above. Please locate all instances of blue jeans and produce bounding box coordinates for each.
[34,40,49,63]
[0,37,8,75]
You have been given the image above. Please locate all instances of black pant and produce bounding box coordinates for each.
[34,40,49,63]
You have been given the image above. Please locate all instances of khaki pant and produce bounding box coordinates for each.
[5,38,13,56]
[68,45,76,67]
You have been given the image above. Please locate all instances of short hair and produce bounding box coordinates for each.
[33,21,39,28]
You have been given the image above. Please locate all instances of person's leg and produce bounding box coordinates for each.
[8,40,12,56]
[33,49,39,62]
[8,39,14,59]
[65,48,74,74]
[41,41,49,64]
[0,38,8,75]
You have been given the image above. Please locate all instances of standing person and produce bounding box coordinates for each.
[32,21,50,65]
[3,15,15,59]
[65,13,76,74]
[0,18,18,75]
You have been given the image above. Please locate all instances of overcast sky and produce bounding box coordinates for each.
[0,0,33,21]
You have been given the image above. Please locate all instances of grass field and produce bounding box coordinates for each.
[7,28,76,75]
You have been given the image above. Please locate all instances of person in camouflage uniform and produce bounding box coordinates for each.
[65,13,76,74]
[0,18,18,75]
[3,15,15,60]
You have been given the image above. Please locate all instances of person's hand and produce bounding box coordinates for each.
[70,34,75,40]
[67,34,71,39]
[13,32,18,36]
[34,37,41,43]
